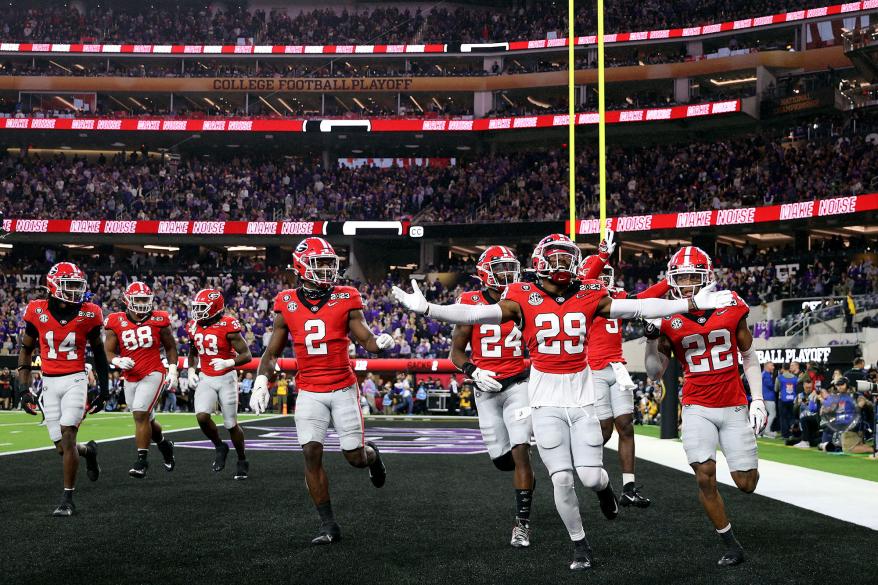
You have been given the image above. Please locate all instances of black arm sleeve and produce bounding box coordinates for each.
[88,326,109,395]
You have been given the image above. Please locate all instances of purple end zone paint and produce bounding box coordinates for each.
[175,426,488,455]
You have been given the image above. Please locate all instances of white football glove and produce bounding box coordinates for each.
[250,374,271,415]
[166,364,179,390]
[598,229,616,258]
[692,282,734,310]
[209,358,236,372]
[391,279,429,314]
[375,333,394,350]
[188,367,199,390]
[471,368,502,392]
[749,399,768,436]
[111,356,136,370]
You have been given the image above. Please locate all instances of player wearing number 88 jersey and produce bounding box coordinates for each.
[104,281,178,478]
[256,237,394,546]
[451,245,535,548]
[186,288,253,479]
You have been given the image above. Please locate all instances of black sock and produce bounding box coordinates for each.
[515,489,533,521]
[237,453,246,462]
[316,501,335,525]
[137,449,148,462]
[76,443,88,456]
[573,535,591,550]
[62,488,74,503]
[717,524,742,549]
[623,481,635,492]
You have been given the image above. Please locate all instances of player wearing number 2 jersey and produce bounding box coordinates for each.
[104,281,178,479]
[186,288,253,479]
[253,237,395,546]
[450,245,536,548]
[393,231,735,571]
[18,262,108,516]
[644,246,767,568]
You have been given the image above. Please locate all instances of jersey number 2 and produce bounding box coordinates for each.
[304,319,328,355]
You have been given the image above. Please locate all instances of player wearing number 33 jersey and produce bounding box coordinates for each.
[644,246,764,568]
[103,281,177,479]
[186,288,252,480]
[451,245,535,549]
[255,237,393,546]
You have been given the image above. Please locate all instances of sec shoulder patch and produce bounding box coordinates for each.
[528,292,543,306]
[671,318,683,330]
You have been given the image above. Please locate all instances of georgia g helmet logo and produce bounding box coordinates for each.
[191,288,225,322]
[293,237,340,287]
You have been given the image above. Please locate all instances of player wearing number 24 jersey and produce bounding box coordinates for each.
[254,237,394,546]
[18,262,107,516]
[186,288,253,479]
[450,245,536,549]
[103,281,178,479]
[393,231,735,571]
[644,246,767,568]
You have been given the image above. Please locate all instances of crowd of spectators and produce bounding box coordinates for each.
[1,1,838,46]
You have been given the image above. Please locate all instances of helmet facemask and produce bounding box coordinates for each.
[481,258,521,290]
[191,302,213,321]
[125,292,154,314]
[668,269,713,299]
[302,254,340,287]
[536,243,579,285]
[600,266,615,289]
[54,276,87,304]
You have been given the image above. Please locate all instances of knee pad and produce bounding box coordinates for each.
[551,469,575,490]
[492,451,516,471]
[576,466,608,491]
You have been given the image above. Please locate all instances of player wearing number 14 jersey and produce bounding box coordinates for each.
[644,246,767,568]
[104,282,178,478]
[18,262,108,516]
[393,232,735,571]
[253,237,394,545]
[450,245,535,548]
[186,288,253,479]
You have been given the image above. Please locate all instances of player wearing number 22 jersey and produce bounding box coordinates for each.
[18,262,108,517]
[103,281,178,479]
[186,288,252,479]
[392,231,735,571]
[450,245,536,549]
[253,237,394,546]
[644,246,767,568]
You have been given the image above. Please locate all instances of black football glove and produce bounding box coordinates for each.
[641,319,661,340]
[87,388,108,415]
[21,391,40,416]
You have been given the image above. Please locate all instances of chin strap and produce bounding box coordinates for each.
[301,283,331,300]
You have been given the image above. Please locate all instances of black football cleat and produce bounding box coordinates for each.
[718,547,745,567]
[212,442,230,472]
[53,501,76,517]
[157,439,175,471]
[620,483,651,508]
[234,460,249,480]
[596,484,619,520]
[310,522,342,545]
[84,440,100,482]
[366,441,386,488]
[570,538,593,571]
[128,458,149,479]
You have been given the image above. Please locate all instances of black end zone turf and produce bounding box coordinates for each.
[0,418,871,585]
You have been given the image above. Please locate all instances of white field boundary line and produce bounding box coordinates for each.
[0,414,288,457]
[605,432,878,531]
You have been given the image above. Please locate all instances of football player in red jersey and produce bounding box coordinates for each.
[393,232,734,571]
[104,281,178,478]
[644,246,766,567]
[578,250,670,509]
[186,288,253,479]
[450,245,536,547]
[17,262,109,516]
[251,237,394,545]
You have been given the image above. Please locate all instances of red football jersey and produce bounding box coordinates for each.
[502,280,607,375]
[660,292,749,408]
[274,286,364,392]
[187,316,243,376]
[588,280,671,370]
[458,290,526,379]
[105,310,171,382]
[23,299,103,376]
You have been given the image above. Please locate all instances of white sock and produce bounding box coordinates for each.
[622,473,635,486]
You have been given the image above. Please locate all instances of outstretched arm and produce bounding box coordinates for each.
[600,282,732,319]
[392,279,521,324]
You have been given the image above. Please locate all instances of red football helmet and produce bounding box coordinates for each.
[667,246,714,299]
[476,245,520,290]
[124,281,154,314]
[293,237,339,287]
[191,288,224,322]
[580,255,616,289]
[46,262,87,304]
[532,234,581,285]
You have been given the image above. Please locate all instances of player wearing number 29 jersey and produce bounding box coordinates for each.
[103,281,178,479]
[255,237,393,546]
[450,245,535,549]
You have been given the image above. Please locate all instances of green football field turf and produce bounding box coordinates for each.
[2,412,875,482]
